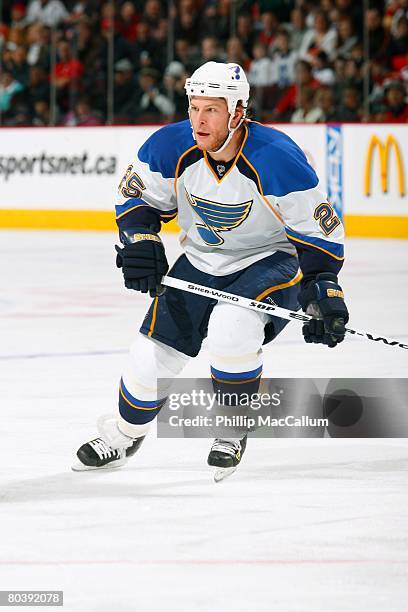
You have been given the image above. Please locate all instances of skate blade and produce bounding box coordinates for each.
[71,458,127,472]
[214,466,237,483]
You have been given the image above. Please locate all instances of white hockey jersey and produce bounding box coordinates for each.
[115,120,344,277]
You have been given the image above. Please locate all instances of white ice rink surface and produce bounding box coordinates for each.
[1,231,407,611]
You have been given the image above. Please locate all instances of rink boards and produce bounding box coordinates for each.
[0,123,407,237]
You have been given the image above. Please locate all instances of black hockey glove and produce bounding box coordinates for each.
[298,273,349,348]
[115,227,168,297]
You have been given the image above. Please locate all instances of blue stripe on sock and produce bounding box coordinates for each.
[210,365,263,381]
[120,378,163,409]
[119,379,166,425]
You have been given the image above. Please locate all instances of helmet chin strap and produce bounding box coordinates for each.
[210,113,245,154]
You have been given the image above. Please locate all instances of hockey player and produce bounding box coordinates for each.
[73,61,348,476]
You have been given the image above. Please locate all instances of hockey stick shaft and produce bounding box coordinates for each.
[162,275,408,351]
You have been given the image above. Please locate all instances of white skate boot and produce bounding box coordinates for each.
[72,416,145,471]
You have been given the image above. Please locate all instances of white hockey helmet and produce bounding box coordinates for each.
[185,61,250,152]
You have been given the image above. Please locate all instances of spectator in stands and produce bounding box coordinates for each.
[63,96,102,125]
[335,85,362,121]
[335,0,362,31]
[26,0,69,28]
[236,13,256,58]
[10,3,27,30]
[387,14,408,71]
[257,0,291,22]
[202,0,231,43]
[201,36,225,63]
[389,1,408,36]
[163,61,189,119]
[259,11,279,48]
[1,42,14,73]
[247,41,275,119]
[226,36,250,70]
[113,58,137,123]
[343,57,363,91]
[370,102,388,122]
[0,0,405,127]
[129,21,161,72]
[300,10,337,60]
[270,29,297,88]
[174,37,197,73]
[134,66,175,123]
[76,18,97,66]
[0,71,24,114]
[291,86,324,122]
[312,51,335,85]
[98,12,132,73]
[366,7,390,60]
[54,39,84,109]
[383,80,408,121]
[248,42,274,86]
[286,7,309,52]
[69,0,99,26]
[315,87,338,121]
[10,45,30,88]
[32,98,52,125]
[152,18,169,61]
[174,0,201,46]
[273,59,318,121]
[118,2,140,44]
[26,23,51,69]
[335,16,360,57]
[142,0,162,30]
[28,65,50,108]
[6,26,26,47]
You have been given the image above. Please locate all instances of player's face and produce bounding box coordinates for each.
[189,97,231,152]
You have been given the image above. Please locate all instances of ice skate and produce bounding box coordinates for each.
[208,435,247,482]
[72,416,145,471]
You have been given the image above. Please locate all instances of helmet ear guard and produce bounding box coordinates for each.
[185,62,250,153]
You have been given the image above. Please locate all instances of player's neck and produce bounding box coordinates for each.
[207,125,245,162]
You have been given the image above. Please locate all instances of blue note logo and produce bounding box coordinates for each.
[228,65,242,80]
[187,192,253,246]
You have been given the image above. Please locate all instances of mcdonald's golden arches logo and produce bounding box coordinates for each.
[364,134,405,197]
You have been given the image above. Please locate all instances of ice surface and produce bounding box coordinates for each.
[0,231,407,611]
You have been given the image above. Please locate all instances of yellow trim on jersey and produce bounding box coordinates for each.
[255,269,303,301]
[116,204,146,221]
[119,384,161,411]
[148,296,159,337]
[116,205,177,222]
[239,153,284,224]
[160,211,178,219]
[174,144,200,194]
[203,124,249,185]
[286,233,345,261]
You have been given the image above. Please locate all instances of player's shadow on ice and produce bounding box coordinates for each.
[243,456,408,481]
[2,456,407,504]
[0,472,212,504]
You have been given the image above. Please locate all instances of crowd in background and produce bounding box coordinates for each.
[0,0,407,126]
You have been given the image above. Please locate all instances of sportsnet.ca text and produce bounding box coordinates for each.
[0,152,117,181]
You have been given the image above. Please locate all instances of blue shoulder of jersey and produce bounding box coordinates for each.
[137,120,195,179]
[243,122,319,197]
